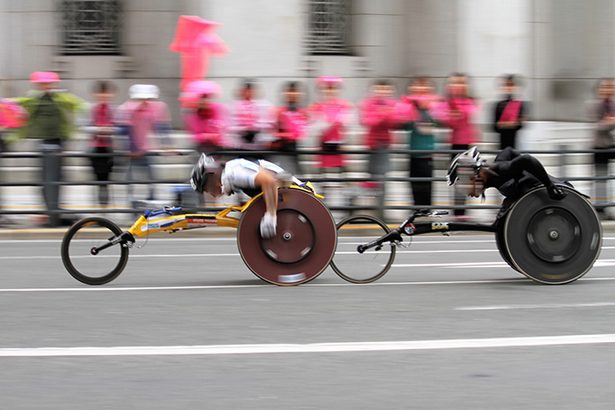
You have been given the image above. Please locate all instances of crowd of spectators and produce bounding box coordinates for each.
[0,71,613,226]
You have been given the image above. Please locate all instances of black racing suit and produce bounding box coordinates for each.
[485,147,569,221]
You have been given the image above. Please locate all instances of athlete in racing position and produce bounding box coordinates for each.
[447,146,568,218]
[190,154,305,238]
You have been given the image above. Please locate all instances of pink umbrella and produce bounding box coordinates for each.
[169,15,228,90]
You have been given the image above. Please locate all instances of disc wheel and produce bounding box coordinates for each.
[331,215,396,283]
[237,188,336,286]
[61,217,129,285]
[503,186,602,284]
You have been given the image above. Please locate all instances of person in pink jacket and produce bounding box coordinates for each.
[117,84,172,204]
[359,80,399,193]
[230,79,273,159]
[183,80,228,156]
[435,73,480,217]
[309,76,352,171]
[271,81,308,175]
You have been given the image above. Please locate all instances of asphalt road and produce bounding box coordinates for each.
[0,233,614,409]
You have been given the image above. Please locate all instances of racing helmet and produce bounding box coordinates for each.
[446,146,484,190]
[190,154,220,193]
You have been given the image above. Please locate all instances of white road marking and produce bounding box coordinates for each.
[1,236,614,245]
[337,249,500,254]
[1,334,614,357]
[457,302,615,311]
[1,277,615,293]
[392,259,615,269]
[1,249,614,261]
[392,261,508,268]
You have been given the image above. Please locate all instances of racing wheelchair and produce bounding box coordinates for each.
[331,185,602,285]
[61,184,337,286]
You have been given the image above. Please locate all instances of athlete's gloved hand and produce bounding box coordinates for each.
[260,212,277,239]
[547,185,567,200]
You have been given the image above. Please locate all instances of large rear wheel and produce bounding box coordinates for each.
[503,187,602,284]
[237,188,337,286]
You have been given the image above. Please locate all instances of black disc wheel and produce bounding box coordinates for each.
[237,188,337,286]
[61,217,129,285]
[503,187,602,284]
[331,215,396,283]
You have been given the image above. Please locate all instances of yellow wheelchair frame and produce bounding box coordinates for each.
[126,182,322,238]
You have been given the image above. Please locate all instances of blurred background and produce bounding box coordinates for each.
[0,0,614,226]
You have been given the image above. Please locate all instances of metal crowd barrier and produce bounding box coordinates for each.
[0,148,614,216]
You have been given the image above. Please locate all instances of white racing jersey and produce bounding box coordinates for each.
[220,158,302,196]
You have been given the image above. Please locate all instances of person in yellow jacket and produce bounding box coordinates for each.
[13,72,85,226]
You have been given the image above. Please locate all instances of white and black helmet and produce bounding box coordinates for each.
[446,146,484,186]
[190,154,220,193]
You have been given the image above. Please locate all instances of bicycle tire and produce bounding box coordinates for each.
[331,215,396,283]
[61,217,129,285]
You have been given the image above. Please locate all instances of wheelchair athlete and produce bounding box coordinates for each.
[190,154,305,238]
[447,146,568,217]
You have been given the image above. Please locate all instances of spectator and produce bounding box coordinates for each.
[230,79,273,160]
[400,77,441,208]
[14,72,84,227]
[309,76,352,172]
[0,98,26,225]
[271,81,308,175]
[183,80,228,156]
[493,74,527,150]
[117,84,172,205]
[435,73,480,218]
[589,78,615,218]
[359,80,399,217]
[84,80,117,207]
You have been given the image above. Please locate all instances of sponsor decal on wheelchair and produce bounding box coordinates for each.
[431,222,449,231]
[186,217,217,225]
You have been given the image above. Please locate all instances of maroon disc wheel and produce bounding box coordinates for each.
[237,188,336,286]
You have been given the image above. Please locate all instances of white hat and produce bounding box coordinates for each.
[129,84,159,100]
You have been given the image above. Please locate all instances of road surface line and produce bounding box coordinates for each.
[392,259,615,269]
[1,334,614,357]
[456,302,615,311]
[2,250,615,261]
[1,277,615,293]
[1,237,614,245]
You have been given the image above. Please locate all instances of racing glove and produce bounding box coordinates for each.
[547,185,567,200]
[260,212,277,239]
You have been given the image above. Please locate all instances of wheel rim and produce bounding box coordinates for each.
[260,209,315,264]
[526,207,581,263]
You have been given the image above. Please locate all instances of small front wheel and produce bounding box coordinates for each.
[61,217,129,285]
[331,215,396,283]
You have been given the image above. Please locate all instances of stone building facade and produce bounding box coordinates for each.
[0,0,612,125]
